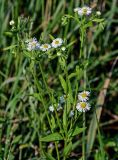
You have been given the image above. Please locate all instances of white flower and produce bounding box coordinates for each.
[9,20,15,25]
[76,102,90,112]
[49,105,54,112]
[51,38,63,48]
[77,6,92,16]
[96,11,101,16]
[78,91,90,102]
[40,43,51,51]
[74,7,80,12]
[26,37,40,51]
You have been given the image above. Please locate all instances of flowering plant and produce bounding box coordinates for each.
[8,4,105,160]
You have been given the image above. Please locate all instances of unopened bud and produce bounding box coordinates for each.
[96,11,101,16]
[9,20,15,25]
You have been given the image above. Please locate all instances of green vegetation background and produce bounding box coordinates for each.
[0,0,117,159]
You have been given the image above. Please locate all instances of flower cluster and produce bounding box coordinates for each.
[74,6,92,16]
[26,38,40,51]
[49,103,63,113]
[26,37,63,52]
[49,95,66,113]
[74,6,102,17]
[76,91,91,112]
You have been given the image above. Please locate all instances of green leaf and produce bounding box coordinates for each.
[3,45,17,51]
[68,80,73,104]
[63,107,67,132]
[45,153,56,160]
[59,75,67,93]
[92,18,104,23]
[49,34,55,40]
[59,57,66,70]
[84,21,93,28]
[68,72,77,79]
[7,153,14,160]
[106,141,116,147]
[63,141,72,157]
[51,115,56,130]
[76,66,83,80]
[67,40,76,48]
[0,117,5,123]
[12,135,22,144]
[40,133,63,142]
[4,31,13,37]
[98,22,105,30]
[68,127,86,137]
[31,93,42,102]
[23,51,32,59]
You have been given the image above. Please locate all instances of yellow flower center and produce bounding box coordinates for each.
[80,102,86,108]
[55,40,59,44]
[43,44,48,48]
[32,42,36,47]
[81,93,87,98]
[83,8,87,14]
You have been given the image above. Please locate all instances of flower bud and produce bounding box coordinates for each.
[96,11,101,16]
[9,20,15,26]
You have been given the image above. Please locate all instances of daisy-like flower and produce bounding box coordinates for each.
[77,6,92,16]
[78,91,90,102]
[26,37,40,51]
[49,105,54,112]
[9,20,15,25]
[40,43,51,51]
[51,38,63,48]
[76,102,90,112]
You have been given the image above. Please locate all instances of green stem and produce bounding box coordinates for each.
[82,113,86,160]
[31,64,50,156]
[64,64,69,135]
[80,28,84,58]
[95,111,105,159]
[38,61,60,160]
[82,54,87,160]
[55,109,64,138]
[31,63,52,129]
[39,61,64,137]
[79,24,86,160]
[55,143,60,160]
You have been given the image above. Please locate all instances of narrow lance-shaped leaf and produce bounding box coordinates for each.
[63,141,72,157]
[59,75,67,93]
[68,126,86,137]
[45,153,56,160]
[40,133,63,142]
